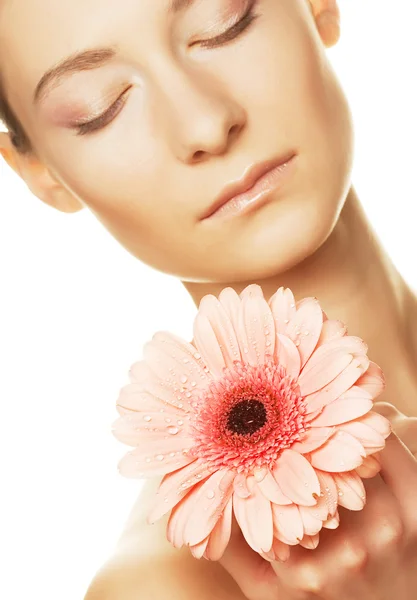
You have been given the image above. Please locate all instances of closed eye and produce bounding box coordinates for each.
[74,86,132,136]
[72,0,261,137]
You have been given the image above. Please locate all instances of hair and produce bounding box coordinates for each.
[0,74,33,155]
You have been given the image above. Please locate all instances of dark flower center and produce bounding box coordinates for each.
[226,399,267,436]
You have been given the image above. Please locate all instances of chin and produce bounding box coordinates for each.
[222,198,341,281]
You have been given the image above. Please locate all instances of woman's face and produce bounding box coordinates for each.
[1,0,353,282]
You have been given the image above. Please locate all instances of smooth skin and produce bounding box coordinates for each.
[0,0,417,598]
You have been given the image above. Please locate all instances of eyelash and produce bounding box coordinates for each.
[74,0,260,137]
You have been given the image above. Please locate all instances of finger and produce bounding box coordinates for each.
[373,402,417,455]
[272,527,371,600]
[219,517,281,600]
[378,431,417,522]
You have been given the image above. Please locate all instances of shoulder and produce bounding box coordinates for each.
[84,550,244,600]
[84,479,243,600]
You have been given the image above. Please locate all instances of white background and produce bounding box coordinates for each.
[1,1,416,598]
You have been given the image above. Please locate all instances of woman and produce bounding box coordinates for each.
[1,0,416,598]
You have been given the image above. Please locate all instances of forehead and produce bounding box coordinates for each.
[0,0,173,106]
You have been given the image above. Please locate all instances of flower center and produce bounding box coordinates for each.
[188,357,307,473]
[226,399,267,436]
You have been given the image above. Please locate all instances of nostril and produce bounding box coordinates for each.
[193,150,205,161]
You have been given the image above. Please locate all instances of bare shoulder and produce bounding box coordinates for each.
[84,479,244,600]
[84,548,244,600]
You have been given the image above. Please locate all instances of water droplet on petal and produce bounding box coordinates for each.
[143,415,152,422]
[284,319,290,324]
[191,381,197,387]
[168,426,179,435]
[206,490,215,499]
[296,341,301,347]
[304,330,310,336]
[177,420,184,426]
[170,452,176,457]
[194,353,201,360]
[156,454,165,461]
[165,417,172,423]
[338,491,343,496]
[181,375,188,384]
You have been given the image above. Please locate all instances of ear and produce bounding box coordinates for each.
[309,0,341,48]
[0,132,84,214]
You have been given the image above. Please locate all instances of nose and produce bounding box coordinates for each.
[157,66,247,164]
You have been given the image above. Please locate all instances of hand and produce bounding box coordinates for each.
[219,403,417,600]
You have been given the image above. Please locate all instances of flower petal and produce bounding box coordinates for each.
[298,505,324,536]
[269,287,297,334]
[112,410,191,446]
[300,336,368,397]
[118,439,195,479]
[256,470,292,505]
[315,470,338,517]
[260,538,291,563]
[238,293,276,366]
[290,426,336,453]
[309,394,373,427]
[198,294,243,366]
[204,497,233,560]
[147,459,214,524]
[322,511,340,529]
[303,358,370,414]
[298,350,353,396]
[233,475,274,553]
[333,471,366,511]
[355,453,382,478]
[357,411,392,439]
[286,297,323,368]
[299,533,320,549]
[233,472,252,498]
[167,480,207,548]
[338,421,386,455]
[190,536,210,559]
[272,503,304,544]
[310,430,366,472]
[193,314,227,377]
[144,332,213,394]
[183,469,236,546]
[240,283,265,300]
[355,361,386,399]
[273,450,320,506]
[276,334,301,380]
[117,382,191,415]
[316,319,347,348]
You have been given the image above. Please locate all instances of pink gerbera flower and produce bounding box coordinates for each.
[112,285,391,562]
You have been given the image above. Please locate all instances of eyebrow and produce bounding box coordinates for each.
[33,0,196,106]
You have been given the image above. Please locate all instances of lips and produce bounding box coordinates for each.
[200,151,296,221]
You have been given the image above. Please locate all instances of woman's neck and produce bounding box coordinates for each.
[182,186,417,416]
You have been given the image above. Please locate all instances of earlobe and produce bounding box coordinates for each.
[0,131,84,214]
[309,0,341,48]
